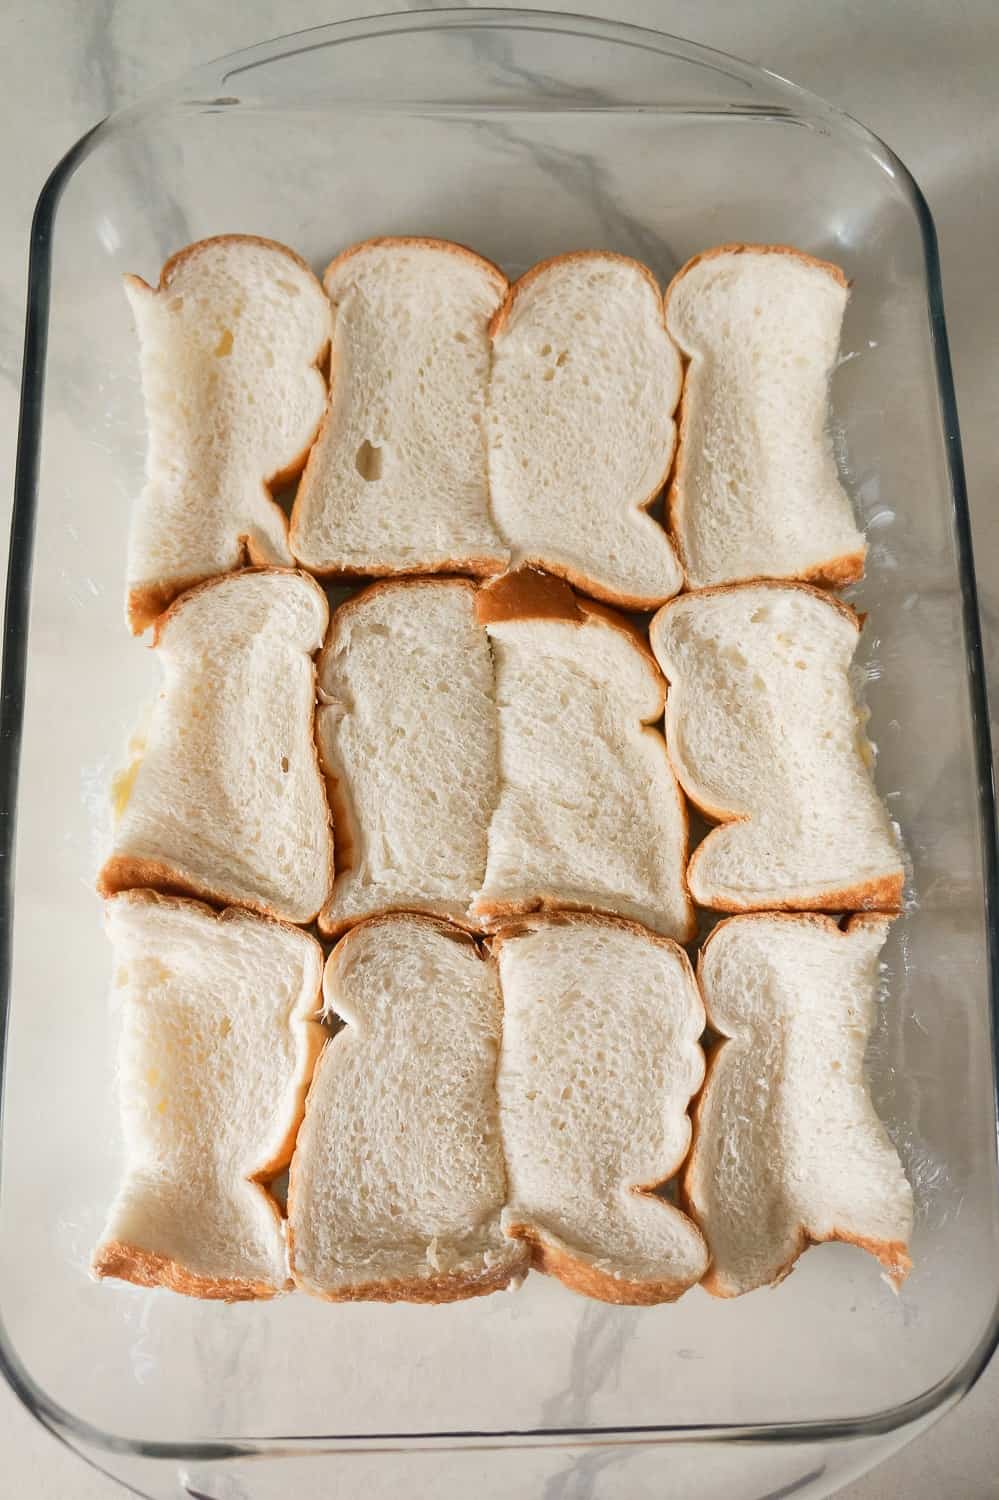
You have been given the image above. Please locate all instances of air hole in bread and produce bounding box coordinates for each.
[168,296,183,313]
[543,369,555,382]
[214,328,234,358]
[281,756,289,773]
[355,440,384,482]
[277,279,300,297]
[540,343,552,356]
[556,351,568,367]
[454,330,468,344]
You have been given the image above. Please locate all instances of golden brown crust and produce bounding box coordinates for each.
[663,243,857,592]
[92,1240,282,1301]
[477,568,665,704]
[504,1222,701,1306]
[290,1249,527,1305]
[149,564,328,646]
[323,234,509,302]
[157,232,322,292]
[653,578,862,644]
[686,859,904,915]
[488,906,698,960]
[127,576,209,636]
[478,890,696,947]
[696,1227,911,1300]
[326,908,484,963]
[488,248,663,342]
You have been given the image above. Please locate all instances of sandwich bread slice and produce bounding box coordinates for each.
[650,582,903,912]
[488,252,684,608]
[494,914,708,1303]
[665,244,865,589]
[288,915,528,1301]
[290,237,509,578]
[99,569,332,925]
[93,891,324,1299]
[474,570,694,940]
[685,912,913,1295]
[124,235,331,632]
[317,578,496,936]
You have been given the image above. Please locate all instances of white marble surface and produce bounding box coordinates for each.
[1,2,997,1496]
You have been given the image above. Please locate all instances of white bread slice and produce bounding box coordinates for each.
[487,252,683,608]
[289,237,509,577]
[665,244,865,589]
[93,891,324,1299]
[317,578,497,937]
[124,235,331,632]
[98,569,332,925]
[288,915,528,1302]
[650,582,903,912]
[473,570,694,940]
[494,914,708,1304]
[686,913,913,1297]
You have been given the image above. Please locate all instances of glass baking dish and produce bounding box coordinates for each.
[4,10,997,1499]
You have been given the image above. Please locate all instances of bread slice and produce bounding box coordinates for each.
[686,913,913,1297]
[98,569,332,925]
[665,244,865,589]
[650,582,903,912]
[317,578,497,937]
[288,915,528,1302]
[289,237,509,577]
[93,890,324,1299]
[473,570,694,940]
[494,914,708,1304]
[487,252,683,608]
[124,235,331,633]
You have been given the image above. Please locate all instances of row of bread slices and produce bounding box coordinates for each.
[98,567,904,936]
[123,234,863,633]
[93,893,912,1304]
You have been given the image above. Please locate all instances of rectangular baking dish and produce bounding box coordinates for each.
[4,11,998,1499]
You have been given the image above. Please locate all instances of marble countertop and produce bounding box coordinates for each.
[2,2,997,1496]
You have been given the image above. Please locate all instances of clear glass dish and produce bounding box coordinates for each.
[4,10,997,1499]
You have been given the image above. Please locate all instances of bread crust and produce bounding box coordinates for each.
[652,582,902,913]
[125,236,331,634]
[476,567,665,708]
[663,242,862,591]
[684,911,910,1297]
[488,252,683,610]
[493,912,706,1303]
[503,1223,699,1306]
[323,234,509,302]
[91,1239,283,1302]
[288,1243,528,1305]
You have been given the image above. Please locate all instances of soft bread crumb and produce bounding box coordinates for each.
[92,891,324,1298]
